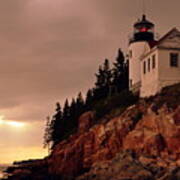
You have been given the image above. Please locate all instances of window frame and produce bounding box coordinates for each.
[170,53,178,67]
[143,61,146,74]
[152,54,156,69]
[129,50,132,58]
[148,58,151,72]
[129,79,133,88]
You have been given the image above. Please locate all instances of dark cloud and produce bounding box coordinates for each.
[0,0,179,122]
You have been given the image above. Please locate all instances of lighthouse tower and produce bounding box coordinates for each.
[129,14,155,93]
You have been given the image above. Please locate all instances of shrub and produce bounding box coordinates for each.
[93,90,138,120]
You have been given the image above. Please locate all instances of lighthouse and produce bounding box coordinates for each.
[128,14,180,97]
[128,14,155,94]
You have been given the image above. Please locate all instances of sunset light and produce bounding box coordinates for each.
[0,0,179,179]
[0,116,25,128]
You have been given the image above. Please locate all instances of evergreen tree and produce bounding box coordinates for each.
[95,65,105,89]
[49,102,63,147]
[69,98,77,128]
[62,99,70,120]
[62,99,70,134]
[94,59,112,99]
[43,116,51,150]
[85,89,94,110]
[76,92,85,116]
[112,49,128,93]
[103,59,113,96]
[44,48,130,150]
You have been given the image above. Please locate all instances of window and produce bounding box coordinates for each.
[129,50,132,58]
[152,55,156,69]
[129,79,132,87]
[170,53,178,67]
[143,61,146,74]
[148,58,151,72]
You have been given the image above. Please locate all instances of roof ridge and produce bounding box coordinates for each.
[158,27,180,44]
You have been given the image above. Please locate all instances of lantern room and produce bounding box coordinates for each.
[132,14,155,42]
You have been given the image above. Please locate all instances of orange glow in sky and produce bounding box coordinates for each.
[0,115,48,164]
[0,146,48,164]
[0,116,25,128]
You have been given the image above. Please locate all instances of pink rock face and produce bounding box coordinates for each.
[48,107,137,176]
[123,107,180,157]
[6,84,180,180]
[48,104,180,177]
[78,111,94,133]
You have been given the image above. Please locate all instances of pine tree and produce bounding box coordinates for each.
[85,89,94,110]
[53,103,63,144]
[95,65,105,89]
[62,99,70,120]
[103,59,113,96]
[112,49,128,93]
[44,49,130,150]
[94,59,112,99]
[43,116,51,150]
[62,99,70,134]
[76,92,85,116]
[69,98,77,128]
[48,102,63,148]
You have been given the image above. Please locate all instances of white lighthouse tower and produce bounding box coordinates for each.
[129,15,156,94]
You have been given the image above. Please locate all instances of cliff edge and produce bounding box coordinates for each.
[5,83,180,180]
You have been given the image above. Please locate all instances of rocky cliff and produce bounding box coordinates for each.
[5,83,180,180]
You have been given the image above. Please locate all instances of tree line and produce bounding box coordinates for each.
[44,49,129,149]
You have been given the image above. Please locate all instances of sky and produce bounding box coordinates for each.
[0,0,179,164]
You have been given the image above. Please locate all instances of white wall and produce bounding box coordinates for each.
[129,41,150,92]
[158,49,180,89]
[140,48,180,97]
[140,49,159,97]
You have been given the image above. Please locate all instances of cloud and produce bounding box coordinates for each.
[0,0,115,122]
[0,0,179,121]
[0,0,180,163]
[0,0,179,122]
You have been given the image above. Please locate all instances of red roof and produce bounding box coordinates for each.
[148,40,158,48]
